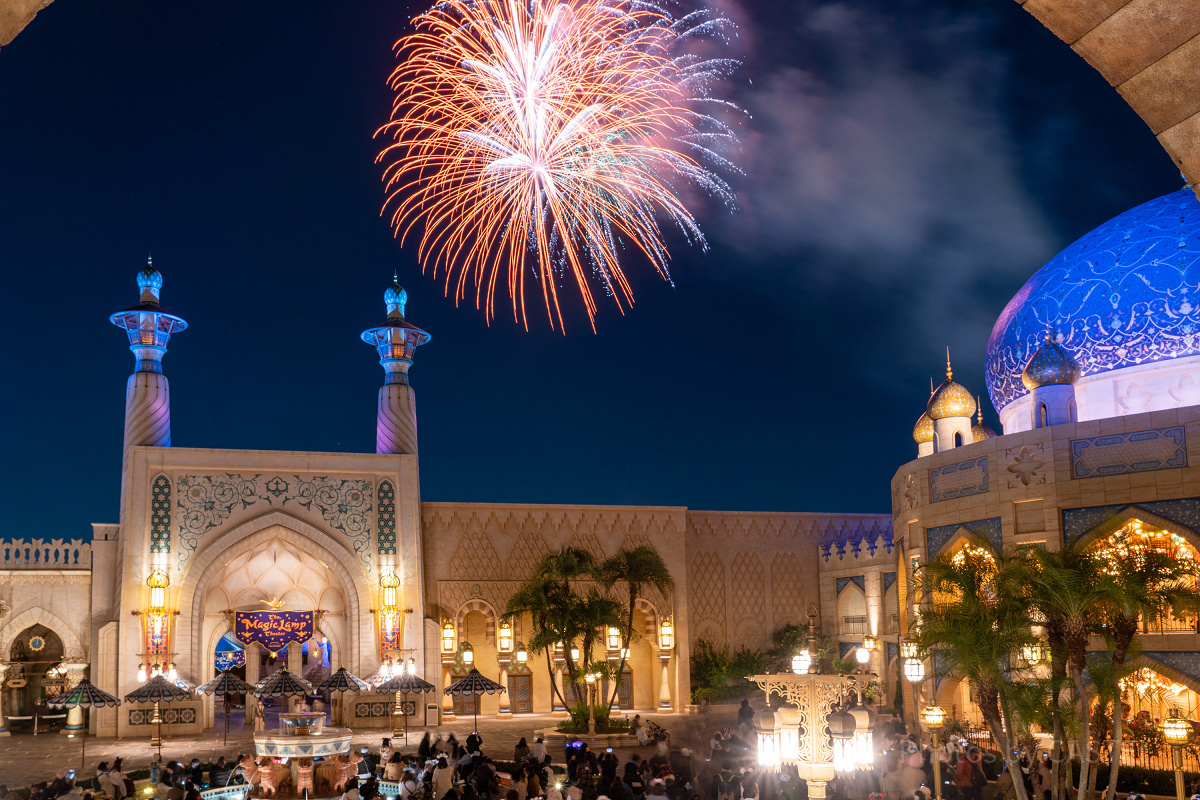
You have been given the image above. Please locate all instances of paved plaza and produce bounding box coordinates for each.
[0,706,740,791]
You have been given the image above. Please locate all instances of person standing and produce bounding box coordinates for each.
[711,763,740,800]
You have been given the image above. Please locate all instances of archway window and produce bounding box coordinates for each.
[954,432,963,448]
[1038,403,1048,427]
[1119,666,1197,719]
[1090,519,1198,633]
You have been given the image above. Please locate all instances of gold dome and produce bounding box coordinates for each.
[1022,335,1080,390]
[913,412,934,444]
[971,398,996,441]
[927,354,976,420]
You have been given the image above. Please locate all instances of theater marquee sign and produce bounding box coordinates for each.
[234,611,314,653]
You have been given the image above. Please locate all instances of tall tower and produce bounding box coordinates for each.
[361,280,430,455]
[927,352,976,452]
[110,259,188,460]
[1022,331,1080,428]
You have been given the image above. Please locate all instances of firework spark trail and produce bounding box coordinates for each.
[375,0,738,331]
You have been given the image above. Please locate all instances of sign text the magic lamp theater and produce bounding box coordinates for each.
[234,611,314,653]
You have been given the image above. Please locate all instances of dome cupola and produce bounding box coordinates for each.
[971,400,997,442]
[1021,332,1080,390]
[913,413,933,444]
[927,356,976,421]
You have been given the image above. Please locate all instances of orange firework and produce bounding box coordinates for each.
[376,0,737,331]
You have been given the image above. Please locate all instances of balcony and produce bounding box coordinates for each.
[1140,613,1199,634]
[841,615,869,636]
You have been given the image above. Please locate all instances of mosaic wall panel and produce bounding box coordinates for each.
[175,474,373,572]
[1063,497,1200,546]
[1071,426,1187,478]
[770,552,806,624]
[883,571,898,594]
[926,517,1002,556]
[835,576,865,595]
[355,700,396,718]
[1142,652,1200,686]
[838,642,858,659]
[887,641,897,663]
[151,475,171,554]
[930,456,989,503]
[128,707,197,726]
[730,552,766,648]
[377,480,396,555]
[689,551,726,646]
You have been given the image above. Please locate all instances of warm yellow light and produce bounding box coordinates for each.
[922,705,946,731]
[584,672,596,684]
[1021,643,1044,664]
[461,643,474,664]
[904,658,925,683]
[660,620,674,649]
[570,647,580,662]
[498,621,513,652]
[619,647,630,659]
[607,627,621,650]
[137,663,147,683]
[856,647,870,665]
[862,634,877,651]
[792,651,811,675]
[1162,713,1192,745]
[515,646,528,664]
[900,642,918,660]
[441,622,456,653]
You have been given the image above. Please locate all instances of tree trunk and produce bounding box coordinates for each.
[607,587,637,709]
[545,648,567,710]
[1001,701,1031,800]
[1072,663,1092,800]
[1103,622,1136,800]
[980,681,1029,800]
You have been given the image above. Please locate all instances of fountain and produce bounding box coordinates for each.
[251,710,354,796]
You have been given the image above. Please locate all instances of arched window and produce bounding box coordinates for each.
[954,431,963,447]
[1038,403,1048,427]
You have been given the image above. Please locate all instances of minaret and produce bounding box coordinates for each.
[927,350,976,452]
[1022,329,1080,428]
[110,259,188,460]
[361,279,430,455]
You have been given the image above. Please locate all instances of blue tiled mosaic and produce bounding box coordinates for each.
[926,517,1002,556]
[836,575,865,595]
[930,456,989,503]
[883,571,898,594]
[1142,652,1200,687]
[887,641,897,664]
[1071,426,1187,478]
[839,641,859,659]
[1062,496,1200,546]
[819,518,895,562]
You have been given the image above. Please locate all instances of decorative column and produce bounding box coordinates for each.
[658,658,672,712]
[747,673,851,800]
[552,665,567,716]
[498,665,512,718]
[109,260,187,513]
[0,664,8,736]
[245,644,260,727]
[61,662,89,734]
[442,668,456,719]
[361,280,431,455]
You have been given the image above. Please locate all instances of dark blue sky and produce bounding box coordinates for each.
[0,0,1183,538]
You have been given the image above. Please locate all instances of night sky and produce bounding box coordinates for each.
[0,0,1184,539]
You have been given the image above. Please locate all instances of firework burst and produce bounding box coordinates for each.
[376,0,738,330]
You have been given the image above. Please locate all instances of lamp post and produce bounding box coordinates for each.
[901,642,923,735]
[922,706,947,800]
[1161,709,1195,800]
[584,672,597,733]
[828,704,858,775]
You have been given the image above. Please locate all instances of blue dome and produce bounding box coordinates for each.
[986,187,1200,411]
[138,261,163,291]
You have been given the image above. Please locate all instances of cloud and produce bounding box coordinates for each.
[707,0,1058,368]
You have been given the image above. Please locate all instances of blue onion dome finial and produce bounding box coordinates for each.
[138,256,163,301]
[1021,328,1080,390]
[384,274,407,318]
[971,397,998,442]
[927,348,977,420]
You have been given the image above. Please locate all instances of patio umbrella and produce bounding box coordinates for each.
[198,670,253,744]
[313,667,370,726]
[443,668,505,733]
[47,679,121,772]
[125,675,193,760]
[376,671,435,745]
[255,666,314,699]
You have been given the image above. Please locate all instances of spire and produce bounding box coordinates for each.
[946,346,953,381]
[977,397,984,426]
[362,278,431,455]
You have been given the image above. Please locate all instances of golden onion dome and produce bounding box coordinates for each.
[928,354,977,420]
[971,398,996,441]
[913,412,934,444]
[1022,335,1080,390]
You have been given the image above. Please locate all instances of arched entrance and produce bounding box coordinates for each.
[6,625,64,721]
[177,512,374,731]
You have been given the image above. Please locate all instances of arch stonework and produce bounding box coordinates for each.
[177,510,375,681]
[456,599,497,645]
[1071,506,1200,553]
[0,606,84,661]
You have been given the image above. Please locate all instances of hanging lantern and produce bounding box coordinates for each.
[862,633,877,651]
[461,642,474,665]
[849,703,878,769]
[900,641,918,660]
[607,627,622,650]
[755,710,781,771]
[379,571,401,635]
[660,620,674,649]
[904,658,925,683]
[498,621,513,652]
[441,622,456,653]
[515,643,528,665]
[778,707,801,764]
[1021,642,1044,665]
[828,706,858,774]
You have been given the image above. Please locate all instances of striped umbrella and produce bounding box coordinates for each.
[313,667,370,727]
[124,675,193,703]
[377,671,436,745]
[172,675,198,693]
[198,670,254,744]
[48,679,120,772]
[254,666,314,699]
[444,668,505,732]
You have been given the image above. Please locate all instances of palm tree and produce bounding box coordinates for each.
[912,540,1033,800]
[1019,546,1113,800]
[1091,537,1200,800]
[571,589,626,705]
[504,574,574,710]
[597,545,674,708]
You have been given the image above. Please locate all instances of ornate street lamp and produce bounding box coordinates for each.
[903,658,925,683]
[856,647,870,666]
[584,672,597,733]
[792,651,811,675]
[497,621,513,653]
[441,622,456,654]
[755,709,782,771]
[659,620,674,649]
[1161,708,1195,800]
[849,701,878,770]
[923,706,947,800]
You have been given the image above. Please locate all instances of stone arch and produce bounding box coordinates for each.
[633,597,660,646]
[0,606,84,661]
[177,510,372,681]
[456,599,497,645]
[1081,655,1200,707]
[937,528,998,559]
[1071,507,1200,554]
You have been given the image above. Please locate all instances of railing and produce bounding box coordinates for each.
[0,539,91,569]
[1141,614,1199,634]
[842,615,869,635]
[884,613,900,634]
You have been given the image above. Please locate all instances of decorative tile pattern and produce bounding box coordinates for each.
[930,456,989,503]
[883,571,897,594]
[447,529,501,580]
[129,707,196,725]
[377,480,396,555]
[1063,497,1200,546]
[836,576,865,595]
[175,474,373,572]
[508,531,549,581]
[1006,444,1047,488]
[1142,652,1200,686]
[150,475,171,554]
[1070,426,1187,478]
[986,188,1200,410]
[886,641,897,664]
[689,551,726,646]
[926,517,1002,556]
[356,700,393,718]
[838,642,859,659]
[817,518,894,562]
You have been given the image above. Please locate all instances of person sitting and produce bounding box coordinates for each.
[342,779,362,800]
[514,738,531,763]
[399,770,421,800]
[432,757,453,800]
[361,776,381,800]
[385,754,405,782]
[630,715,646,745]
